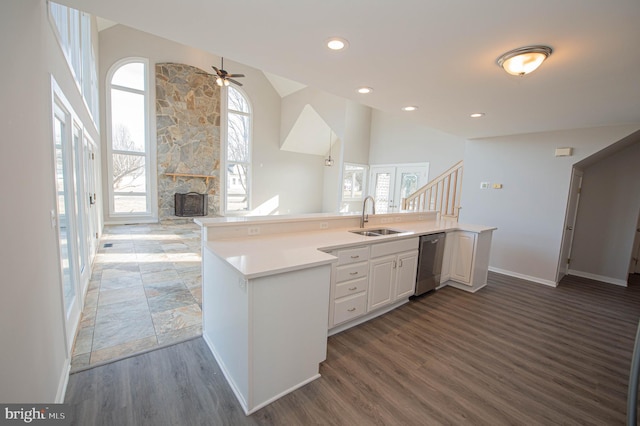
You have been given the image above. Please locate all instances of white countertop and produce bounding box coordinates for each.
[204,218,496,280]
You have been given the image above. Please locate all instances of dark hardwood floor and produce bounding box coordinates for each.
[65,272,640,425]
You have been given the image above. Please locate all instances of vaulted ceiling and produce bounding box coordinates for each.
[58,0,640,140]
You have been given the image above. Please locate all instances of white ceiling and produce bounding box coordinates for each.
[58,0,640,139]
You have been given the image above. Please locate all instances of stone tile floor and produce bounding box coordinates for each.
[70,222,203,372]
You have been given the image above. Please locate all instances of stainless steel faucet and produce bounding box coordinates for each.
[361,196,376,228]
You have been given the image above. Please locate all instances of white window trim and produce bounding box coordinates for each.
[341,162,369,202]
[105,57,158,224]
[222,85,253,215]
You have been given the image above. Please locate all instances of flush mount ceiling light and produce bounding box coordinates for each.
[357,87,373,94]
[470,112,485,118]
[496,45,552,76]
[401,106,418,112]
[326,37,349,51]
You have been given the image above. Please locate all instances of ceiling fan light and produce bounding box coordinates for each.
[497,45,552,76]
[215,77,224,86]
[223,79,230,87]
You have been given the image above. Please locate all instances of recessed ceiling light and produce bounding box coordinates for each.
[402,106,418,112]
[357,87,373,94]
[470,113,485,118]
[326,37,349,51]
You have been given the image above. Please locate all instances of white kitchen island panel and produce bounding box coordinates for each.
[202,247,331,415]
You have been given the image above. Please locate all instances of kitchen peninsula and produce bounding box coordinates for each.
[195,212,495,415]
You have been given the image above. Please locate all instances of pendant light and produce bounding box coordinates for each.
[325,130,334,167]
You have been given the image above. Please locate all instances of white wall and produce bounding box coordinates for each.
[99,24,324,216]
[368,109,466,179]
[0,0,100,402]
[460,124,640,285]
[570,140,640,283]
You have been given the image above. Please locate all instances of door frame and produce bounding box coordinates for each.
[631,210,640,274]
[557,167,583,282]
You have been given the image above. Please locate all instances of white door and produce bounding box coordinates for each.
[558,168,583,281]
[84,137,98,263]
[370,167,396,213]
[370,163,429,213]
[394,166,429,211]
[53,100,82,352]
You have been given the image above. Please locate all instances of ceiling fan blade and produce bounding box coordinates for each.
[227,78,243,86]
[227,73,245,78]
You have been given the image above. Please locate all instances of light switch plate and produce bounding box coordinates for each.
[480,182,490,189]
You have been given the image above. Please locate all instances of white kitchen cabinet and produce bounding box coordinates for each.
[444,230,493,293]
[328,245,370,328]
[202,248,331,415]
[450,231,476,285]
[367,238,419,311]
[396,251,419,299]
[368,255,396,310]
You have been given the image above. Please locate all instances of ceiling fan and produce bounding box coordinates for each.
[201,57,245,87]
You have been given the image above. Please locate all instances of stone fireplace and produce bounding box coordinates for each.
[156,62,221,221]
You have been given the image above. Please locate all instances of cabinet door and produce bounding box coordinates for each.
[368,255,396,311]
[395,250,419,299]
[450,231,476,285]
[441,233,453,283]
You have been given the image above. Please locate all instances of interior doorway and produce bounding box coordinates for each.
[557,168,583,282]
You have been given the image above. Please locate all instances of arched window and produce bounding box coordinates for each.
[106,58,154,221]
[225,86,252,213]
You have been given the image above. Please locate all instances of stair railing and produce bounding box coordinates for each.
[402,160,463,219]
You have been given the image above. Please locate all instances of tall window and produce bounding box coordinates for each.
[107,60,151,217]
[225,86,252,213]
[48,2,99,125]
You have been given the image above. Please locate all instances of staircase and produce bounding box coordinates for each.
[402,160,463,219]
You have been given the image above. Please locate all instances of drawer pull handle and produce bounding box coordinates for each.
[348,286,357,291]
[350,255,360,259]
[350,272,359,275]
[347,307,356,312]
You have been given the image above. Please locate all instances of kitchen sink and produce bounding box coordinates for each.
[349,228,404,237]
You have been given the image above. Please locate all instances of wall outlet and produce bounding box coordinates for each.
[319,222,329,229]
[248,226,260,235]
[381,217,391,224]
[492,183,503,189]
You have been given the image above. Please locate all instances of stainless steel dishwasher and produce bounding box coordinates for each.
[414,233,445,296]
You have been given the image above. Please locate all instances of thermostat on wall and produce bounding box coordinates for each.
[555,147,573,157]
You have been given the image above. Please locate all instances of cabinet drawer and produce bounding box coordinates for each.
[333,292,367,325]
[370,237,419,258]
[335,246,369,265]
[335,276,368,299]
[336,262,368,283]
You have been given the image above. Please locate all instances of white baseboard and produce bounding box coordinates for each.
[567,269,628,287]
[488,267,558,288]
[55,359,70,403]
